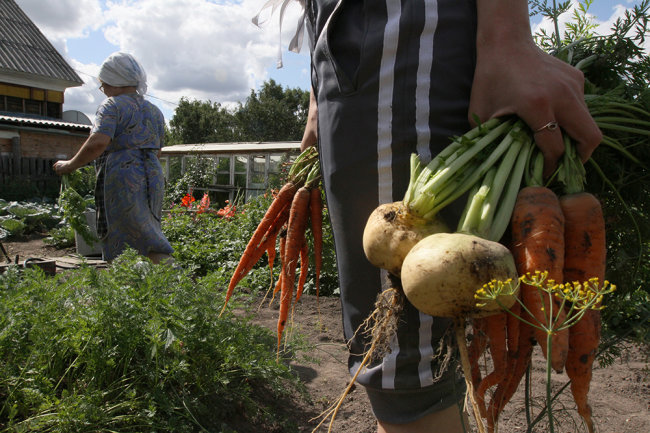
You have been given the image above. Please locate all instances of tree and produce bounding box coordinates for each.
[235,79,310,142]
[167,98,237,145]
[166,80,310,145]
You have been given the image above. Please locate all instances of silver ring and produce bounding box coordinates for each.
[534,121,559,133]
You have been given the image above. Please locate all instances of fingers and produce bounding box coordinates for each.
[532,120,565,178]
[52,161,69,176]
[554,101,603,163]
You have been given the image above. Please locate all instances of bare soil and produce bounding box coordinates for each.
[2,236,648,433]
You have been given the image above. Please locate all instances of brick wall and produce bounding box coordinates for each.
[19,130,88,159]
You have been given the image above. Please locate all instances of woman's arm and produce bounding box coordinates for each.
[470,0,602,177]
[53,132,111,175]
[300,87,318,151]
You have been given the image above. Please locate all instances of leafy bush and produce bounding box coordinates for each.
[0,251,305,432]
[0,200,61,238]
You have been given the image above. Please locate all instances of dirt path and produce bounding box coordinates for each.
[3,236,649,433]
[269,294,648,433]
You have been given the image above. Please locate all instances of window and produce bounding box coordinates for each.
[250,155,267,186]
[46,102,61,118]
[215,156,231,185]
[6,96,22,112]
[25,99,42,115]
[234,156,247,188]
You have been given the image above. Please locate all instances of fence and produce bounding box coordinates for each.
[0,154,60,198]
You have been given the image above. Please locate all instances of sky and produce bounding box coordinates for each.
[13,0,648,124]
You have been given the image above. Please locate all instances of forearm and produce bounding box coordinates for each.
[68,133,111,170]
[300,88,318,151]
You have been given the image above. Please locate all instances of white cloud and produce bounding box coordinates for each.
[97,0,307,107]
[14,0,308,120]
[15,0,104,54]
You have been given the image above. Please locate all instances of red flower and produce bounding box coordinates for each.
[197,192,210,214]
[181,193,195,208]
[217,204,236,219]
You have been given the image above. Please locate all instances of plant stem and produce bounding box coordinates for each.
[545,331,556,433]
[405,119,513,218]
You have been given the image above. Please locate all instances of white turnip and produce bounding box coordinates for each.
[362,201,448,276]
[401,232,518,318]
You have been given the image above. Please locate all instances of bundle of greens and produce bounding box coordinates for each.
[58,170,98,247]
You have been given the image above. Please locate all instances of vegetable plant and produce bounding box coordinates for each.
[0,251,306,432]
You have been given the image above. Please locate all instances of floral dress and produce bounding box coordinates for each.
[92,93,173,261]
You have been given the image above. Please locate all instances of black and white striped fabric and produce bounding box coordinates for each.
[305,0,478,419]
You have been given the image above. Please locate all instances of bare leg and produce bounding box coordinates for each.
[377,403,469,433]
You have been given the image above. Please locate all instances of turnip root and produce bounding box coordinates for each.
[401,232,518,318]
[362,201,448,276]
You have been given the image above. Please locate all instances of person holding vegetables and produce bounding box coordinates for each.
[53,52,173,265]
[297,0,602,432]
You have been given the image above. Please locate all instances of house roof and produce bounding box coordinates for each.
[0,0,83,87]
[0,113,91,131]
[161,142,301,156]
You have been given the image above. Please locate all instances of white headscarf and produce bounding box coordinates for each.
[98,52,148,95]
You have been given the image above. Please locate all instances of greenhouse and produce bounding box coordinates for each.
[160,141,301,204]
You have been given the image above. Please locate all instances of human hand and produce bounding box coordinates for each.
[53,160,75,175]
[468,39,602,178]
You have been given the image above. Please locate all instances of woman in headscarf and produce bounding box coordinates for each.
[54,52,173,264]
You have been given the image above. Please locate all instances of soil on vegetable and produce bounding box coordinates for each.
[2,235,648,433]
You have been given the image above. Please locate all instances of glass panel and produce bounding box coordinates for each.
[234,156,247,173]
[216,173,230,185]
[251,155,266,174]
[250,172,265,185]
[216,156,230,172]
[269,155,283,173]
[234,173,247,187]
[268,172,283,189]
[167,157,183,182]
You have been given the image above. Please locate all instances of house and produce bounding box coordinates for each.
[0,0,90,197]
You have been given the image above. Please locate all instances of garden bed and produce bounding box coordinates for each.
[2,235,648,433]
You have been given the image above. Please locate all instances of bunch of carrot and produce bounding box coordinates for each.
[219,146,323,354]
[468,138,607,433]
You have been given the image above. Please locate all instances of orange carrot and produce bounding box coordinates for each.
[561,192,606,433]
[468,317,488,389]
[270,230,287,304]
[476,313,508,418]
[277,187,311,351]
[295,240,309,303]
[221,196,292,316]
[483,296,521,429]
[267,234,277,278]
[510,186,568,373]
[468,317,489,418]
[309,187,323,298]
[486,320,536,433]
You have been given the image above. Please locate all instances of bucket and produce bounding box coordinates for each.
[75,210,102,257]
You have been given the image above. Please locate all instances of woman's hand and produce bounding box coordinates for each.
[53,160,76,175]
[471,0,602,178]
